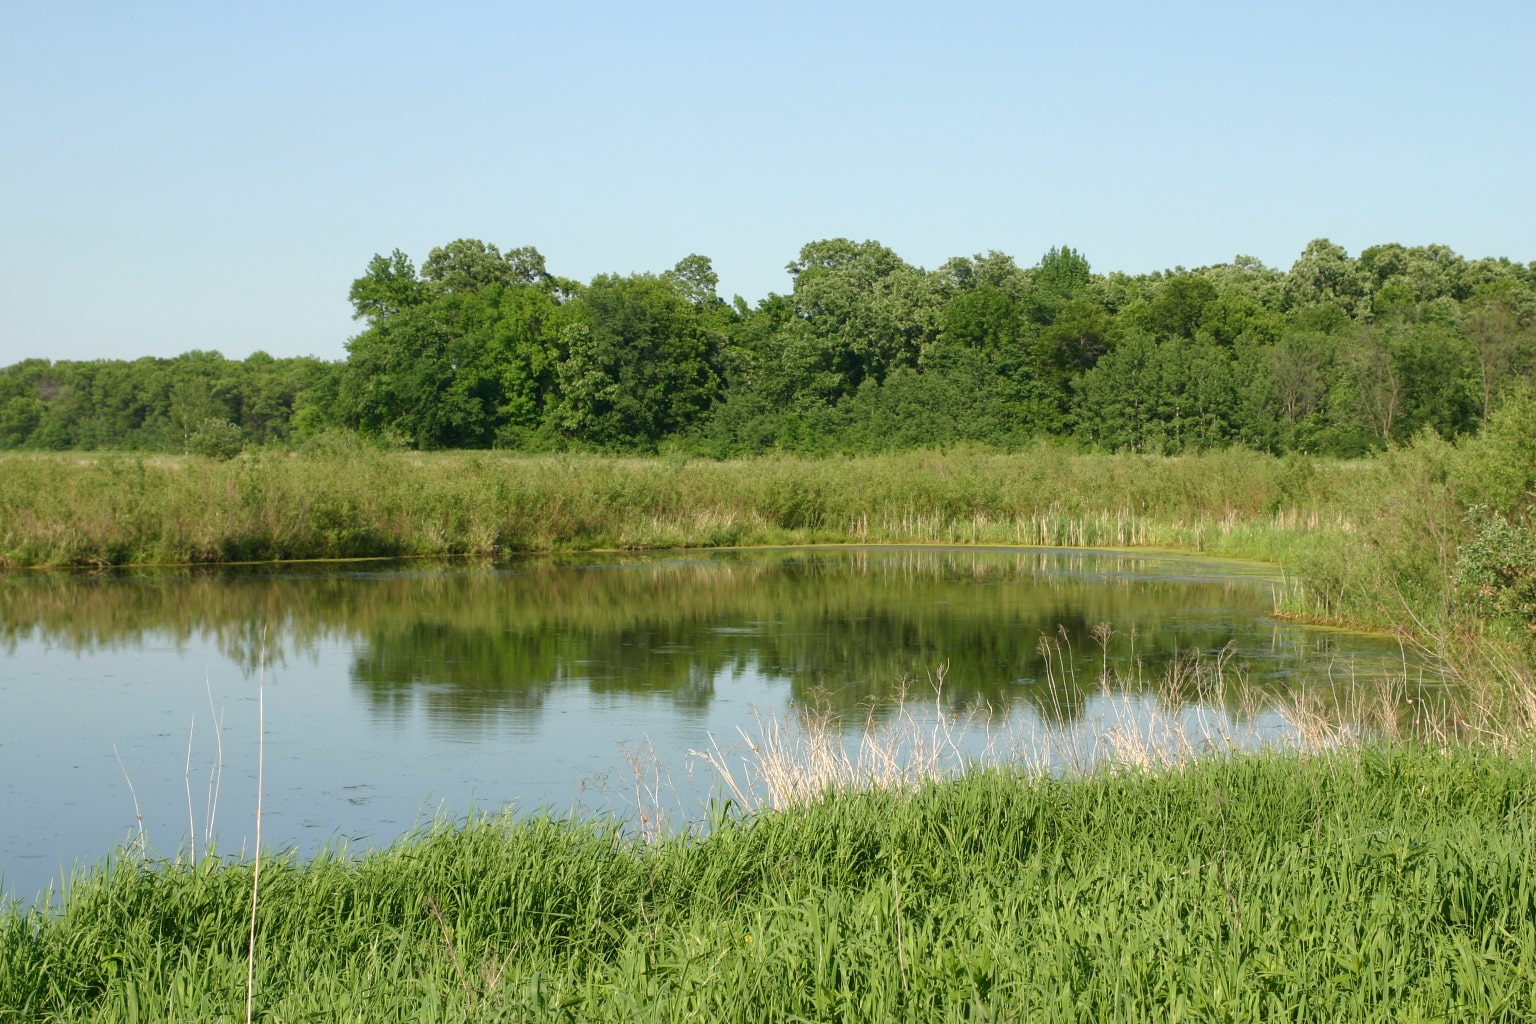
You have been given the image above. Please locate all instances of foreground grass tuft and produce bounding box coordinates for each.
[5,745,1535,1022]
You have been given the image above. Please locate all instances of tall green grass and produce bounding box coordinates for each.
[4,745,1534,1022]
[0,443,1364,570]
[5,397,1534,642]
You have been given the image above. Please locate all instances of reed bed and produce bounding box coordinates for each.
[692,643,1278,816]
[690,631,1469,819]
[0,443,1474,634]
[0,446,1362,571]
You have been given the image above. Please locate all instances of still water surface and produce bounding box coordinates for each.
[1,547,1420,901]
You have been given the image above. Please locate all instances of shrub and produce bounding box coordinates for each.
[1454,506,1536,643]
[186,418,244,460]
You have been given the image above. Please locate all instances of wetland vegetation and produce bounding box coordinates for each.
[2,236,1534,1020]
[4,746,1535,1021]
[2,391,1533,642]
[2,440,1532,1018]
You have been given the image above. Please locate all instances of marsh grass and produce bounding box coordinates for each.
[0,445,1362,571]
[6,733,1535,1021]
[689,629,1476,821]
[692,669,988,814]
[4,440,1515,646]
[4,403,1532,645]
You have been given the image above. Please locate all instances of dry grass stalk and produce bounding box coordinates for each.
[620,739,674,844]
[693,621,1534,813]
[692,667,1000,813]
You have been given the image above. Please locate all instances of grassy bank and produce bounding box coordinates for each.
[6,403,1535,636]
[4,744,1534,1022]
[0,443,1360,567]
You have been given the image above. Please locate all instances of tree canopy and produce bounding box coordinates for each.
[3,238,1532,458]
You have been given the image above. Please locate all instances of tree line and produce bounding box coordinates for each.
[3,237,1533,457]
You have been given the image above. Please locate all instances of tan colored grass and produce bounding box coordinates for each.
[691,667,995,813]
[692,625,1536,814]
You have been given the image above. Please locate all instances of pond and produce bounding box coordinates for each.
[0,546,1427,902]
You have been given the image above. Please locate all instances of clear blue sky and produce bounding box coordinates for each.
[2,0,1531,365]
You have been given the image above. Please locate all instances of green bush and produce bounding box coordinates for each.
[1454,506,1536,642]
[185,417,244,460]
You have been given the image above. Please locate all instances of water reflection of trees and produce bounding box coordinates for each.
[0,550,1401,727]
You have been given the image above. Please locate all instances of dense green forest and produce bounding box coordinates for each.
[3,238,1532,456]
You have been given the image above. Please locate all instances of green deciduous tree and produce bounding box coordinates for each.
[1337,322,1478,446]
[1029,245,1093,324]
[338,241,571,449]
[348,249,426,327]
[550,273,722,447]
[421,239,551,294]
[1072,334,1238,453]
[0,395,46,448]
[1462,285,1536,423]
[338,301,498,448]
[1141,274,1219,340]
[778,239,940,400]
[1284,239,1364,315]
